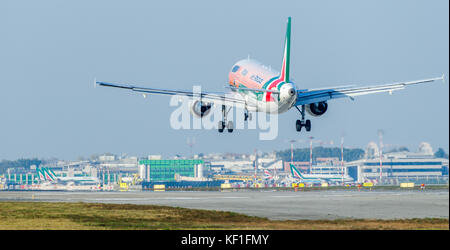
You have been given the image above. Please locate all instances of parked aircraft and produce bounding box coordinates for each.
[290,164,353,184]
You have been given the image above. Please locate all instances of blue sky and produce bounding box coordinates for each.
[0,0,448,160]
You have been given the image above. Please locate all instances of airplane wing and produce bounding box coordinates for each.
[295,75,445,106]
[96,81,253,109]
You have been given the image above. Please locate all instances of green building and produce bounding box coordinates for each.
[139,159,204,182]
[6,173,39,185]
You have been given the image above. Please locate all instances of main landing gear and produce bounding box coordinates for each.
[218,106,253,133]
[295,105,311,132]
[244,108,252,121]
[218,105,234,133]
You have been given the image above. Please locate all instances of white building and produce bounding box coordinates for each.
[346,143,449,184]
[209,156,283,174]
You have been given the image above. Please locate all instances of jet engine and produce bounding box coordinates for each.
[305,101,328,117]
[190,100,213,118]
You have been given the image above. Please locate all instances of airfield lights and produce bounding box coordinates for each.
[253,149,258,186]
[310,138,333,174]
[309,136,314,173]
[287,137,334,175]
[285,139,303,164]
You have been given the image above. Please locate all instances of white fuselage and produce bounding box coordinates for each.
[228,59,297,114]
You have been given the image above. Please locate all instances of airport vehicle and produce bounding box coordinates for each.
[290,164,353,184]
[97,17,444,133]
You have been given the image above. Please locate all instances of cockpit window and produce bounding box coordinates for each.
[241,69,248,76]
[231,65,240,73]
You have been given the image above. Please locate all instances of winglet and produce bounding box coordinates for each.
[441,73,446,84]
[94,77,97,88]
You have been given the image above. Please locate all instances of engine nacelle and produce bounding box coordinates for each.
[305,101,328,117]
[190,100,212,118]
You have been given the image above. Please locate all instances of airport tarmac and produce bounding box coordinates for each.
[0,190,448,220]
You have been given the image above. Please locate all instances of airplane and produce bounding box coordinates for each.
[290,164,353,184]
[96,17,445,133]
[289,164,324,184]
[37,167,57,182]
[37,167,99,184]
[37,168,46,181]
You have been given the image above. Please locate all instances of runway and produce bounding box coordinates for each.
[0,189,448,220]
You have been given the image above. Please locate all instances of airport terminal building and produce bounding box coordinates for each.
[346,150,449,185]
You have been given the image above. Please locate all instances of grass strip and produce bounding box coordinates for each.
[0,201,448,230]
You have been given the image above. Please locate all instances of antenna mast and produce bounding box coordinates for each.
[378,130,384,184]
[309,136,314,174]
[341,136,344,184]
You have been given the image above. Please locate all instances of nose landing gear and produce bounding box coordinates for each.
[218,105,234,133]
[244,108,252,121]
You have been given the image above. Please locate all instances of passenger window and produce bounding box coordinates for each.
[231,65,240,73]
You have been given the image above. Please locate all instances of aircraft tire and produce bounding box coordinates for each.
[305,120,311,132]
[218,121,225,133]
[296,120,302,132]
[227,121,234,133]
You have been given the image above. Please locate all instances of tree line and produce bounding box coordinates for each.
[0,158,42,174]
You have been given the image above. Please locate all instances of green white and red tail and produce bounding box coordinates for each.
[279,16,291,83]
[37,167,57,181]
[290,163,304,179]
[265,17,292,102]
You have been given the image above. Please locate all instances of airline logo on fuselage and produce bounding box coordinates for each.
[250,74,264,84]
[228,62,288,103]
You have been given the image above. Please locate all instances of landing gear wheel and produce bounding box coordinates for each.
[296,120,311,132]
[305,120,311,132]
[296,120,302,132]
[295,105,311,133]
[244,111,252,121]
[218,121,225,133]
[227,121,234,133]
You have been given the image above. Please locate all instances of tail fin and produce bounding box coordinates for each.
[37,168,45,181]
[290,163,304,179]
[279,17,291,82]
[46,168,57,180]
[42,168,56,181]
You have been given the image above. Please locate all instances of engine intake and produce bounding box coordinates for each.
[306,102,328,117]
[190,100,212,118]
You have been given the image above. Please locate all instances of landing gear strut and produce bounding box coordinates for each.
[295,105,311,132]
[244,108,252,121]
[218,105,233,133]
